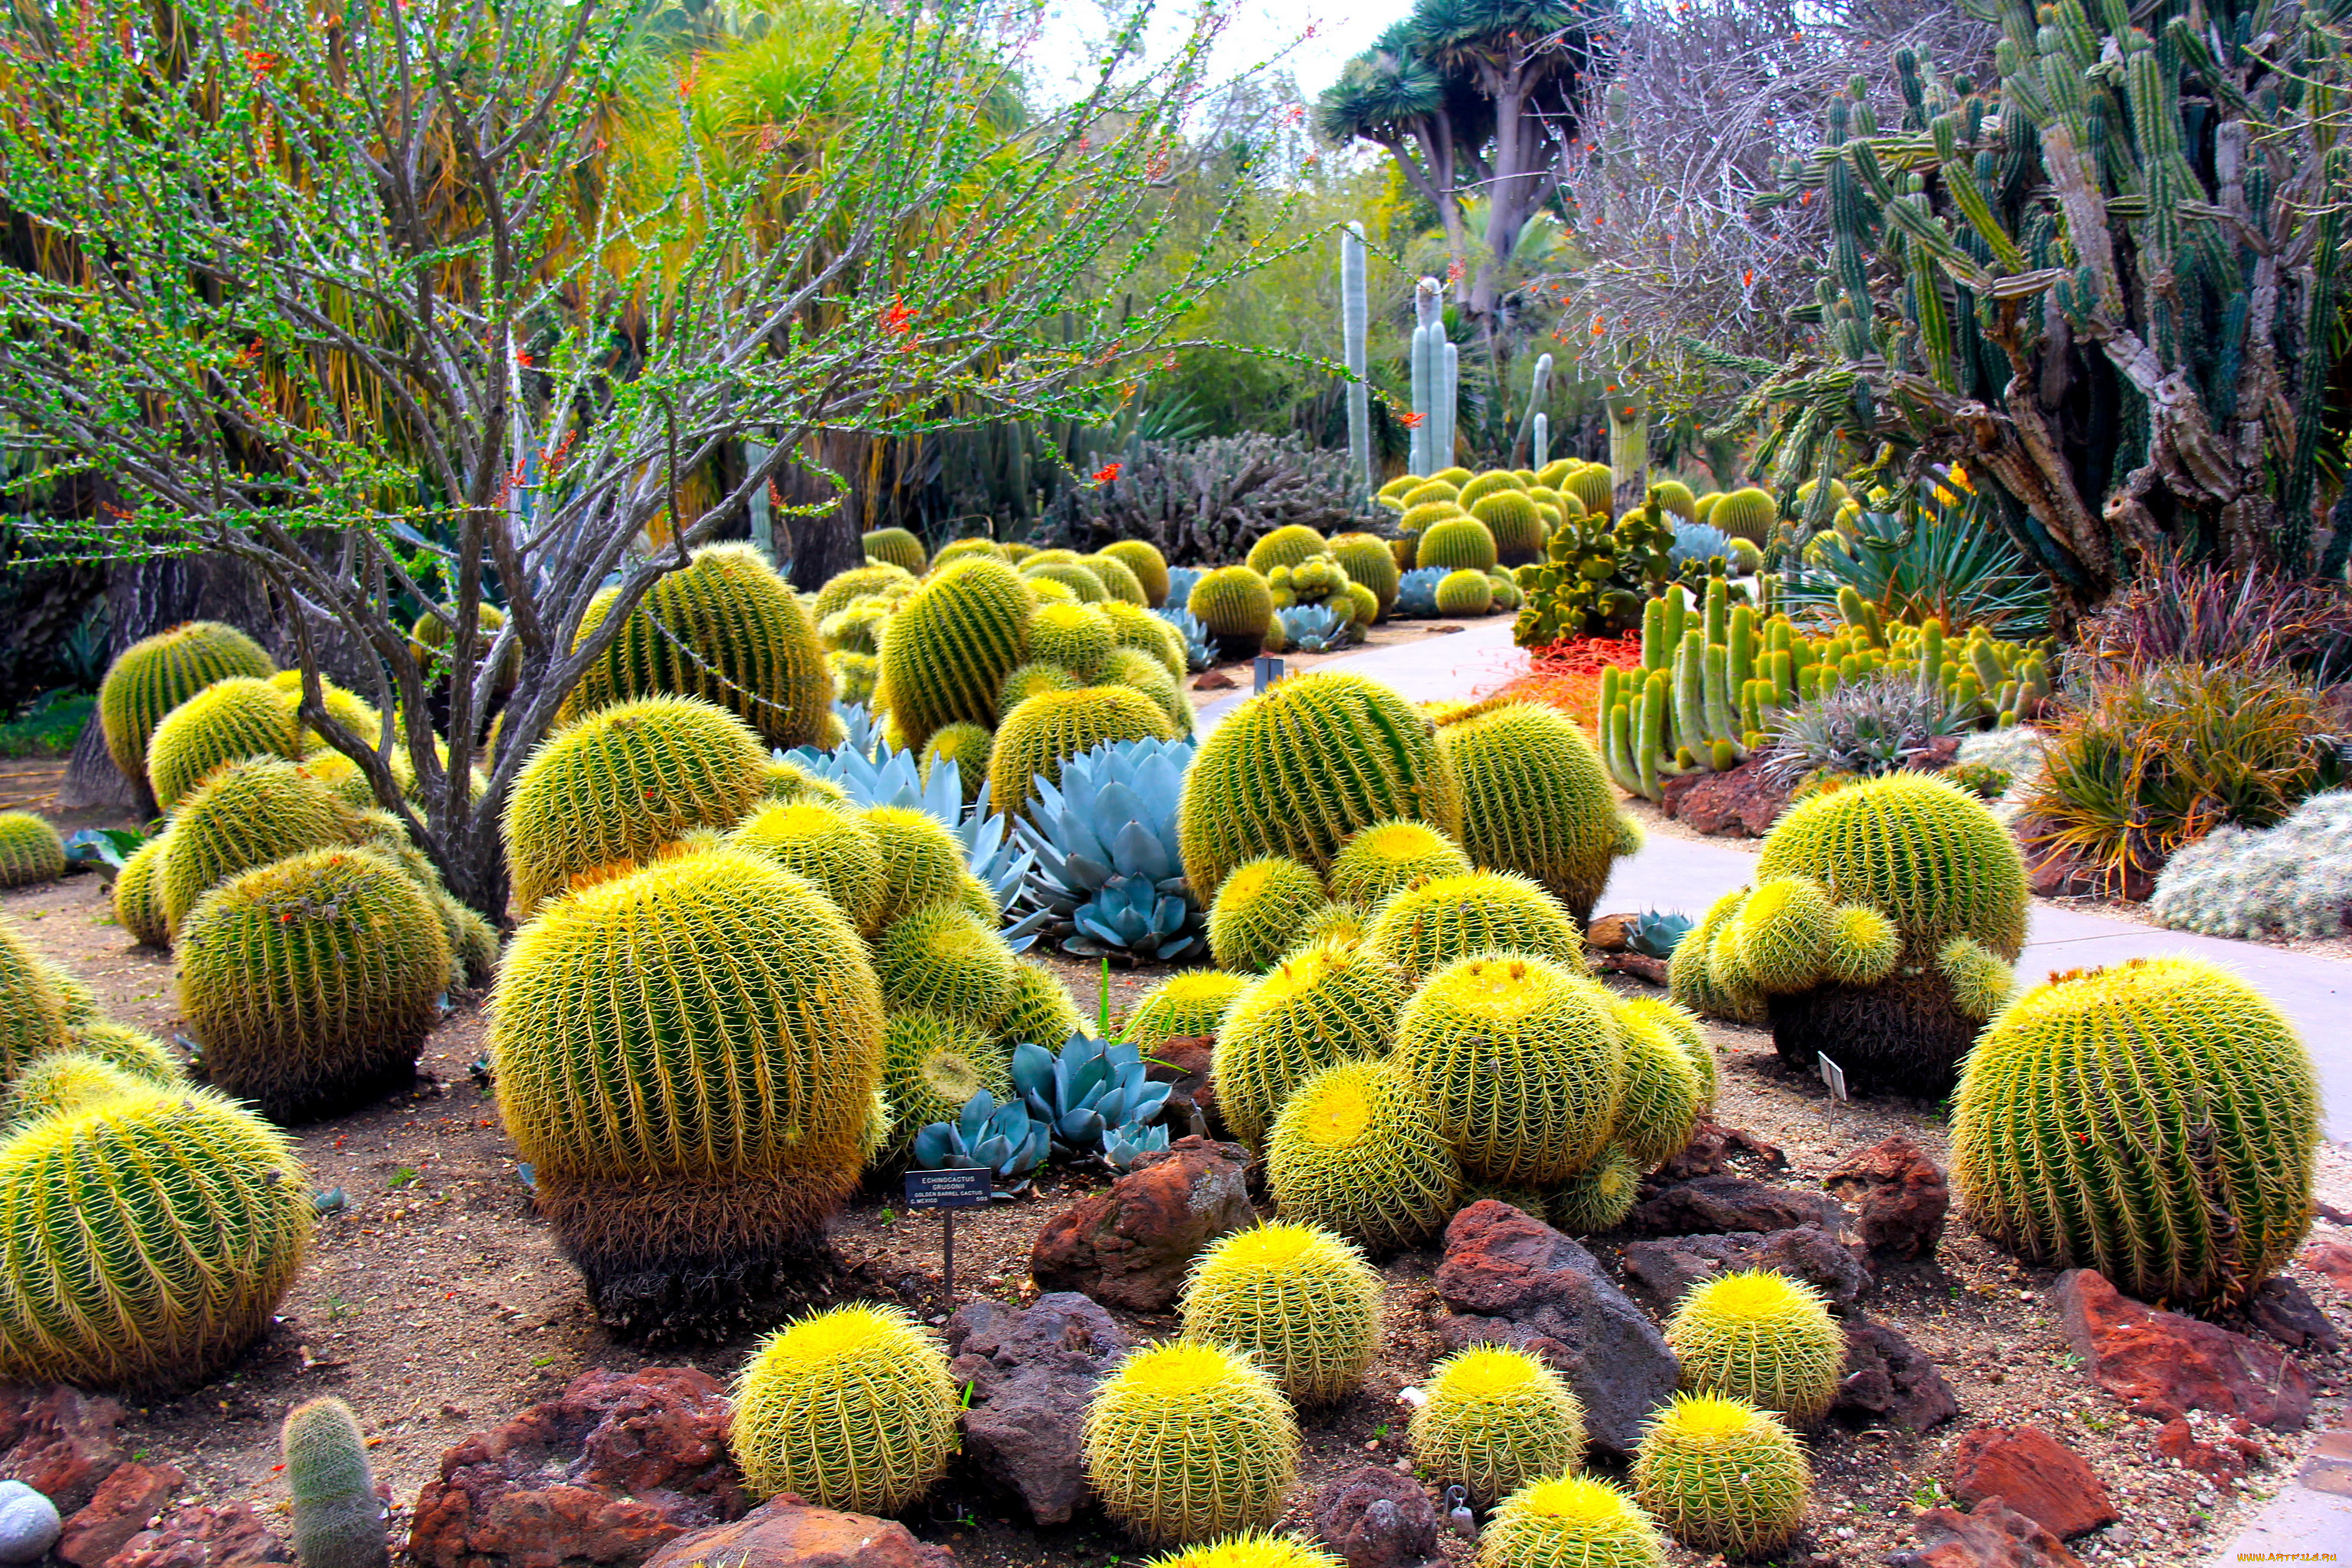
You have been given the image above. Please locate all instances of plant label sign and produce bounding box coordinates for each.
[1818,1053,1848,1139]
[903,1168,991,1315]
[1253,655,1286,693]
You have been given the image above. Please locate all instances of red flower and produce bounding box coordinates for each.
[1400,411,1427,430]
[1093,462,1122,485]
[881,296,915,336]
[243,47,280,75]
[1446,258,1466,285]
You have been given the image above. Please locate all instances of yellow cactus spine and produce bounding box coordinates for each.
[863,805,975,930]
[1266,1063,1461,1253]
[861,527,929,575]
[988,687,1175,817]
[156,757,361,934]
[145,676,302,812]
[1126,971,1247,1047]
[0,920,74,1083]
[1328,820,1473,909]
[1665,1270,1844,1422]
[1610,1005,1704,1168]
[4,1053,148,1127]
[1207,855,1331,975]
[1099,540,1171,606]
[99,621,275,789]
[1188,567,1276,652]
[113,835,172,948]
[1475,1475,1668,1568]
[1416,517,1499,572]
[1439,702,1628,923]
[1365,870,1584,987]
[1246,525,1330,574]
[1181,1222,1383,1404]
[1083,1340,1301,1547]
[1549,1145,1641,1234]
[1027,601,1118,682]
[1213,937,1409,1150]
[727,799,888,934]
[0,815,62,888]
[875,903,1019,1033]
[1145,1534,1343,1568]
[1411,1344,1587,1504]
[1631,1395,1810,1556]
[878,557,1037,750]
[731,1304,960,1513]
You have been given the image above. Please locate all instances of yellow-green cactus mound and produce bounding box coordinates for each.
[1473,490,1547,566]
[1550,1145,1642,1234]
[731,1302,959,1513]
[1101,599,1188,680]
[1181,1222,1383,1404]
[1394,953,1624,1185]
[1246,524,1331,575]
[1027,601,1118,682]
[997,961,1086,1051]
[1476,1475,1668,1568]
[1439,701,1628,923]
[1400,501,1465,536]
[1936,934,2016,1020]
[157,757,362,935]
[1665,1269,1844,1422]
[1099,540,1171,606]
[145,676,302,812]
[1708,488,1777,544]
[1214,936,1409,1150]
[815,562,918,621]
[727,799,888,933]
[0,922,72,1084]
[1411,1344,1587,1505]
[879,557,1037,750]
[267,670,384,754]
[998,660,1079,719]
[1560,466,1613,516]
[1084,553,1151,606]
[1327,821,1474,908]
[876,903,1018,1033]
[1950,956,2321,1309]
[1083,1339,1301,1547]
[1127,970,1248,1047]
[1145,1534,1342,1568]
[922,724,993,798]
[1266,1062,1462,1253]
[1365,871,1583,985]
[560,546,834,748]
[1668,887,1767,1026]
[1755,773,2026,959]
[990,687,1175,818]
[863,805,975,930]
[1180,671,1460,903]
[1207,855,1330,975]
[113,835,172,949]
[1417,517,1499,573]
[1189,567,1276,643]
[1330,535,1402,616]
[0,1084,311,1390]
[861,527,929,576]
[66,1021,181,1086]
[504,696,769,919]
[1732,876,1834,994]
[1455,471,1524,510]
[882,1011,1011,1157]
[1611,1004,1704,1169]
[0,814,63,888]
[489,850,881,1305]
[1630,1394,1811,1557]
[178,847,450,1122]
[1434,570,1494,616]
[1105,648,1193,736]
[100,621,276,790]
[932,538,1006,571]
[1615,996,1714,1109]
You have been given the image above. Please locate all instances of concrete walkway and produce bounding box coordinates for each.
[1226,618,2352,1139]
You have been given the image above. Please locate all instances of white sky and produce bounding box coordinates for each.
[1027,0,1420,103]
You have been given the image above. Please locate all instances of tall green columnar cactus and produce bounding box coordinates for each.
[1410,277,1442,475]
[1516,354,1553,466]
[1439,340,1461,470]
[1343,224,1373,499]
[1726,0,2352,603]
[282,1398,388,1568]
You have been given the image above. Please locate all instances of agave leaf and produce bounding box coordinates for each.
[911,1122,953,1168]
[1010,1042,1057,1096]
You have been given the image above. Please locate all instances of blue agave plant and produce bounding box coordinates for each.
[1668,522,1736,569]
[1014,738,1202,962]
[1153,606,1216,673]
[1276,603,1348,653]
[1625,909,1694,959]
[1011,1033,1172,1170]
[1393,566,1449,619]
[1164,565,1206,612]
[910,1089,1050,1192]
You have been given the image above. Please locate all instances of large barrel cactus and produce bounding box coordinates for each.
[1214,936,1408,1150]
[0,921,75,1083]
[1179,671,1460,902]
[1180,1222,1383,1405]
[145,677,302,812]
[1951,957,2320,1309]
[558,545,834,749]
[490,849,882,1320]
[1364,871,1584,985]
[879,557,1036,750]
[178,848,451,1122]
[1440,702,1635,924]
[1266,1061,1462,1253]
[988,688,1175,818]
[727,799,888,933]
[157,758,360,935]
[0,1085,311,1389]
[503,696,769,918]
[99,621,275,792]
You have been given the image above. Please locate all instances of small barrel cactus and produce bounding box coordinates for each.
[731,1304,960,1513]
[1180,1222,1383,1405]
[282,1397,388,1568]
[1433,569,1494,616]
[1411,1344,1587,1505]
[861,527,928,575]
[988,687,1174,818]
[1213,936,1409,1151]
[1027,602,1118,682]
[1549,1145,1641,1235]
[880,557,1037,750]
[1417,518,1498,573]
[727,799,888,933]
[157,757,362,936]
[1611,1006,1704,1170]
[1144,1534,1341,1568]
[1099,541,1171,606]
[1364,871,1583,985]
[0,921,78,1083]
[862,805,976,931]
[880,1011,1011,1159]
[4,1052,149,1127]
[1266,1062,1461,1253]
[0,815,62,888]
[1630,1394,1810,1556]
[64,1021,181,1086]
[1665,1270,1844,1423]
[113,835,172,948]
[876,903,1018,1032]
[99,621,275,790]
[1439,702,1632,924]
[1083,1340,1300,1547]
[1207,855,1330,975]
[145,675,302,812]
[1246,524,1330,575]
[1125,971,1247,1047]
[995,962,1087,1053]
[1326,819,1472,909]
[1476,1475,1667,1568]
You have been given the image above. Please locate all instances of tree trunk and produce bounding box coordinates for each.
[778,430,871,591]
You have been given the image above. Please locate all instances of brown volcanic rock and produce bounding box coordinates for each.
[1028,1135,1252,1312]
[2053,1270,2313,1431]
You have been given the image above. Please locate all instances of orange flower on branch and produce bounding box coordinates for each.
[881,296,915,336]
[1093,462,1122,485]
[1399,410,1426,429]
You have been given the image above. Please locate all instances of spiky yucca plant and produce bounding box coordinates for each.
[1327,819,1472,909]
[0,1084,311,1389]
[1631,1395,1809,1557]
[1394,954,1623,1186]
[99,621,275,791]
[178,848,450,1122]
[1950,957,2320,1309]
[145,676,302,812]
[1411,1344,1588,1505]
[1180,1223,1383,1405]
[1207,855,1331,975]
[0,815,62,888]
[490,850,882,1315]
[1365,871,1583,985]
[731,1303,959,1513]
[1214,937,1408,1151]
[1083,1340,1300,1547]
[1266,1062,1461,1253]
[1665,1271,1844,1423]
[880,559,1037,750]
[504,696,769,918]
[727,800,888,934]
[1440,703,1633,924]
[1476,1475,1668,1568]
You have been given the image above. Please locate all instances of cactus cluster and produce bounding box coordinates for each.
[98,621,276,792]
[158,757,367,933]
[731,1303,960,1512]
[1410,1344,1587,1504]
[1214,936,1409,1150]
[1364,871,1584,984]
[1084,1340,1301,1546]
[1181,1222,1383,1404]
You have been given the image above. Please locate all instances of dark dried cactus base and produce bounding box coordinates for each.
[201,1050,421,1126]
[1766,967,1980,1098]
[1210,629,1266,664]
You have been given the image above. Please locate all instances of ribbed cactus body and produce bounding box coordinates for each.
[876,904,1018,1031]
[1330,535,1401,616]
[1025,561,1108,603]
[1181,1222,1382,1404]
[1411,1344,1587,1504]
[0,815,61,889]
[1395,955,1624,1185]
[1550,1145,1641,1234]
[113,835,171,949]
[504,696,769,918]
[1364,871,1583,985]
[1433,570,1493,616]
[1666,1270,1844,1422]
[178,848,450,1122]
[1417,518,1499,573]
[1473,491,1547,565]
[1631,1395,1810,1556]
[1207,856,1329,975]
[1559,466,1612,515]
[145,677,302,812]
[1707,488,1776,544]
[1126,971,1247,1046]
[1180,672,1459,903]
[997,962,1086,1051]
[1611,1007,1703,1168]
[1188,567,1275,645]
[268,671,384,755]
[727,800,888,933]
[1734,877,1833,994]
[990,687,1174,818]
[1266,1062,1461,1253]
[1950,958,2319,1308]
[1440,703,1626,923]
[732,1304,960,1512]
[1214,937,1407,1149]
[1755,774,2025,960]
[158,758,358,934]
[490,851,881,1296]
[1084,553,1151,606]
[1668,887,1765,1025]
[863,806,973,930]
[1476,1475,1668,1568]
[282,1397,388,1568]
[1099,541,1171,606]
[1327,820,1472,909]
[1027,602,1118,682]
[1083,1341,1300,1546]
[861,528,928,575]
[1399,500,1465,537]
[814,563,917,620]
[1146,1534,1343,1568]
[560,546,834,748]
[998,660,1079,718]
[1936,934,2015,1020]
[1101,600,1187,679]
[100,622,276,790]
[68,1021,181,1085]
[1246,525,1330,575]
[879,558,1036,750]
[882,1011,1011,1157]
[0,922,78,1083]
[0,1086,311,1389]
[4,1053,148,1126]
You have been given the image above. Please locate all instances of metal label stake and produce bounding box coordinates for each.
[903,1168,991,1312]
[1253,655,1286,693]
[1818,1053,1848,1140]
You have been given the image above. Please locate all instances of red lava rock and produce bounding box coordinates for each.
[1142,1037,1216,1142]
[1585,913,1639,953]
[1308,1465,1439,1568]
[1028,1135,1253,1312]
[2298,1236,2352,1293]
[1591,952,1670,985]
[2053,1269,2314,1431]
[1949,1425,2115,1538]
[407,1367,748,1568]
[1652,1120,1787,1183]
[0,1383,126,1514]
[1628,1174,1840,1236]
[1888,1498,2085,1568]
[943,1293,1129,1525]
[58,1460,186,1567]
[1823,1135,1949,1261]
[1831,1318,1959,1432]
[1191,669,1238,691]
[1659,758,1792,837]
[638,1498,955,1568]
[2152,1416,2264,1485]
[109,1503,292,1568]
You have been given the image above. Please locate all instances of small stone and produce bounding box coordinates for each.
[2150,1416,2262,1485]
[1885,1498,2085,1568]
[1191,670,1238,691]
[1832,1319,1959,1432]
[1308,1465,1438,1568]
[2244,1277,2342,1352]
[0,1481,60,1566]
[2052,1270,2314,1431]
[638,1498,956,1568]
[1028,1136,1253,1313]
[1585,914,1639,953]
[945,1293,1129,1526]
[1823,1136,1949,1262]
[2298,1236,2352,1292]
[1629,1174,1841,1236]
[1950,1425,2115,1538]
[1659,757,1792,837]
[58,1460,185,1567]
[1652,1121,1788,1183]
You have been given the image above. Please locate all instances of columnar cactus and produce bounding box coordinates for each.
[282,1398,388,1568]
[731,1304,960,1512]
[1181,1222,1383,1404]
[1665,1271,1844,1422]
[1342,222,1372,500]
[1266,1062,1462,1253]
[1083,1340,1301,1546]
[1411,1344,1588,1504]
[99,621,275,791]
[1214,936,1409,1151]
